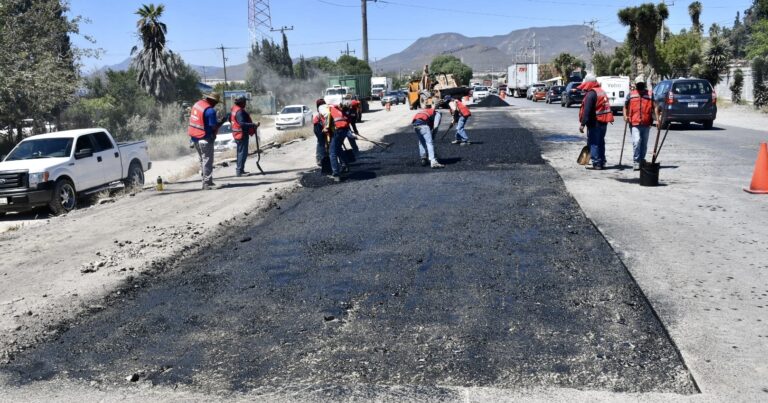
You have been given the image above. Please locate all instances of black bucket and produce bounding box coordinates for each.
[640,162,660,186]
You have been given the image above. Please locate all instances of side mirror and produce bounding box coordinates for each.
[75,148,93,160]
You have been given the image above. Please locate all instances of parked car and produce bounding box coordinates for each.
[531,86,548,102]
[561,81,586,108]
[0,129,151,215]
[213,122,237,152]
[526,83,546,100]
[472,86,490,102]
[395,90,408,104]
[381,91,401,106]
[276,104,312,130]
[652,78,717,129]
[545,85,565,104]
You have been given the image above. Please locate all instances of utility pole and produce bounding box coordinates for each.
[361,0,377,63]
[584,19,601,56]
[341,43,356,56]
[270,25,294,35]
[219,44,229,111]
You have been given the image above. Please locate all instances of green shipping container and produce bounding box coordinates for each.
[328,74,372,99]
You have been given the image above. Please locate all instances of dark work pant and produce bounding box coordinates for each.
[236,135,249,174]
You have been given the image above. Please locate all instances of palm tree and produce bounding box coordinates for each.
[618,3,669,80]
[688,1,703,35]
[130,4,176,102]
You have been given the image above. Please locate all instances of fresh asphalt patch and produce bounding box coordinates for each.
[1,123,697,396]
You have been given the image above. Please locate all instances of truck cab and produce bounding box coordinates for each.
[324,86,349,106]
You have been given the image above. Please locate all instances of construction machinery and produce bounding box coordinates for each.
[407,65,470,110]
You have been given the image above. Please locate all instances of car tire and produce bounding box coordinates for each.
[49,178,76,216]
[565,101,571,108]
[301,118,305,127]
[702,120,714,129]
[123,161,144,192]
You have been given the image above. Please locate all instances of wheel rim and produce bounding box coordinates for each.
[60,184,75,210]
[130,166,144,187]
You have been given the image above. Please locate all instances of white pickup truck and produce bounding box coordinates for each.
[0,128,151,215]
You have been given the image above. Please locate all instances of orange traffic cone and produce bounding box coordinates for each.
[385,101,391,111]
[744,142,768,194]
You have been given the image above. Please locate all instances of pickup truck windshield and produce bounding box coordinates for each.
[326,89,347,96]
[281,107,302,114]
[474,87,488,91]
[6,138,73,160]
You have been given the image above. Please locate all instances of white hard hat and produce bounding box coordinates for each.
[635,75,645,84]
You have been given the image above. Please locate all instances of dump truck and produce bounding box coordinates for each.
[407,65,470,110]
[325,74,371,118]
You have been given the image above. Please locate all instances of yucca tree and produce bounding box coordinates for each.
[130,3,177,102]
[618,3,669,80]
[688,1,703,35]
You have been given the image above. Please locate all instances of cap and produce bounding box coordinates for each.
[443,95,452,101]
[234,95,247,104]
[634,75,645,84]
[205,92,222,103]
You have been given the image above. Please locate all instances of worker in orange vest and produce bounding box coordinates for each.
[411,105,445,168]
[230,96,260,177]
[188,92,228,189]
[324,103,351,182]
[623,75,654,171]
[446,95,472,145]
[578,75,614,170]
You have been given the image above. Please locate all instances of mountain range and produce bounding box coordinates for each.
[93,25,621,80]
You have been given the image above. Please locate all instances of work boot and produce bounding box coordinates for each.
[451,140,461,145]
[420,158,429,167]
[430,161,445,169]
[341,164,349,173]
[328,174,341,183]
[460,141,472,146]
[633,162,640,171]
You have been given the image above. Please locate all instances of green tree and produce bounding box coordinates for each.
[699,35,730,86]
[730,12,747,59]
[429,55,472,86]
[172,55,202,104]
[591,52,612,76]
[336,55,373,75]
[130,3,177,102]
[618,2,669,80]
[0,0,82,142]
[752,56,768,108]
[552,52,579,81]
[607,44,633,76]
[659,30,702,77]
[730,68,744,104]
[688,1,703,35]
[746,19,768,59]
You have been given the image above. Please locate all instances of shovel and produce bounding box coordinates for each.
[577,145,591,165]
[618,120,628,169]
[253,129,265,175]
[439,122,455,141]
[354,132,392,149]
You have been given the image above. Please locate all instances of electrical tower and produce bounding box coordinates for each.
[248,0,272,45]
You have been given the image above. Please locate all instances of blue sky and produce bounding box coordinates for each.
[68,0,752,72]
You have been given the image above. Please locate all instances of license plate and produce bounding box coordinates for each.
[688,102,698,108]
[0,198,7,205]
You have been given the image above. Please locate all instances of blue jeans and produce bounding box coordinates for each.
[329,128,349,175]
[587,123,607,166]
[346,132,359,152]
[456,116,469,141]
[235,136,249,174]
[414,124,437,162]
[315,130,327,164]
[630,125,650,163]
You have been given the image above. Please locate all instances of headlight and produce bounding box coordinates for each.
[28,171,49,187]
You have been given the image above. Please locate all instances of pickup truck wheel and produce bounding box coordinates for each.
[124,162,144,192]
[49,179,76,216]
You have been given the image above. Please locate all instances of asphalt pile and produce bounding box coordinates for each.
[473,95,510,108]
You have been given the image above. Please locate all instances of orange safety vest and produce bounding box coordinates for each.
[312,113,325,126]
[412,108,435,122]
[230,104,256,140]
[188,99,213,139]
[627,89,654,126]
[579,88,614,124]
[329,105,349,130]
[455,100,471,118]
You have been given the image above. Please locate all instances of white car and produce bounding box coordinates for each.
[213,123,237,152]
[472,86,490,102]
[275,105,312,130]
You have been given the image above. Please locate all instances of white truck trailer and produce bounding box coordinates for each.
[507,63,539,98]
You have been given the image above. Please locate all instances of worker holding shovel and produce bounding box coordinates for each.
[411,104,445,168]
[623,75,654,171]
